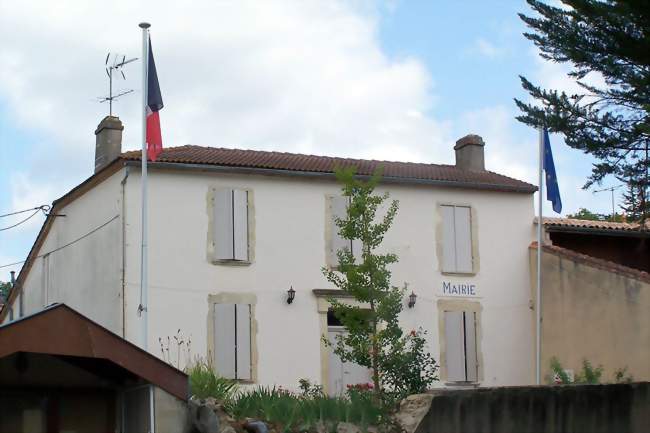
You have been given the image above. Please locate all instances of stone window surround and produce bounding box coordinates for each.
[437,298,484,385]
[206,292,259,383]
[206,187,256,266]
[435,202,480,276]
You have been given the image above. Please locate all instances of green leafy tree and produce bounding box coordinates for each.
[322,168,438,405]
[566,207,624,222]
[515,0,650,222]
[0,281,11,301]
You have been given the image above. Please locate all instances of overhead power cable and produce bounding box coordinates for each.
[0,208,47,232]
[0,205,50,218]
[0,214,119,270]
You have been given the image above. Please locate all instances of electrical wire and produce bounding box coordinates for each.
[0,209,42,232]
[0,205,51,232]
[0,215,120,269]
[0,205,50,218]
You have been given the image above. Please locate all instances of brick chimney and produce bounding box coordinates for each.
[94,115,123,173]
[454,134,485,171]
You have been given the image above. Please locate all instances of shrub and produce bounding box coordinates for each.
[614,367,634,384]
[187,359,239,403]
[548,357,609,385]
[378,328,439,405]
[575,359,604,384]
[549,356,572,384]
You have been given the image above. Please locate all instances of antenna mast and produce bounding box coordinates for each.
[593,184,623,219]
[98,53,138,115]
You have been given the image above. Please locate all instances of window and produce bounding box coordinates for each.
[440,205,473,273]
[213,303,252,380]
[213,189,249,262]
[327,195,362,266]
[444,310,478,382]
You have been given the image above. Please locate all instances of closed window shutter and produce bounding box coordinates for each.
[329,195,350,266]
[464,311,479,382]
[454,207,473,273]
[235,304,252,380]
[444,311,466,381]
[441,206,456,272]
[213,303,236,379]
[351,239,363,263]
[214,189,235,260]
[232,190,249,261]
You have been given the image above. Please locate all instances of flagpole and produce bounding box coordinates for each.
[139,22,150,351]
[536,127,544,385]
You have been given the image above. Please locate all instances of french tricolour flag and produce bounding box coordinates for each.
[146,37,163,161]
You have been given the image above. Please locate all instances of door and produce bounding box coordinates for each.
[327,327,372,396]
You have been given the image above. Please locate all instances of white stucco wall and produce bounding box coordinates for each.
[123,167,536,388]
[4,170,125,334]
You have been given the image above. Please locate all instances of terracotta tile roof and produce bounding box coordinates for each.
[530,241,650,284]
[120,145,536,193]
[539,217,650,232]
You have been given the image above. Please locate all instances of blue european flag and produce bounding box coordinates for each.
[542,129,562,213]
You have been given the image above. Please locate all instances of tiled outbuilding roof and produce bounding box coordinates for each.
[121,145,537,193]
[539,217,650,233]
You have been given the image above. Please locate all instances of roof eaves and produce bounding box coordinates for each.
[123,160,538,193]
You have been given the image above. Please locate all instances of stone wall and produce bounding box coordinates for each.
[415,382,650,433]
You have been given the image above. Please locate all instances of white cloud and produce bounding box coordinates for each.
[458,105,533,181]
[0,0,449,159]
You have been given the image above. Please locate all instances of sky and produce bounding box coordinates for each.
[0,0,623,279]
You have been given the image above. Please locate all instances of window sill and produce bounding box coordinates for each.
[212,259,252,267]
[441,271,477,277]
[444,381,480,388]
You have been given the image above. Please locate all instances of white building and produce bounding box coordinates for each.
[1,116,537,393]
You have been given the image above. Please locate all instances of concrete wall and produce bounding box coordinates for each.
[3,169,125,334]
[416,382,650,433]
[155,387,189,433]
[123,168,535,388]
[529,246,650,382]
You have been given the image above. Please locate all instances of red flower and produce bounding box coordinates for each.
[410,330,417,337]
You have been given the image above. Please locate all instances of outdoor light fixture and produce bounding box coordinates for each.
[287,286,296,304]
[408,291,417,309]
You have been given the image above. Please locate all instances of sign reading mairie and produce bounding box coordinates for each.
[441,281,478,297]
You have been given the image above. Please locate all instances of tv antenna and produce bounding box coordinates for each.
[98,53,138,116]
[593,184,623,218]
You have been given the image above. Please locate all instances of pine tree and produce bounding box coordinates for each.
[515,0,650,222]
[620,181,648,222]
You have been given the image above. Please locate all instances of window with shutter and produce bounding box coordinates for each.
[213,303,252,380]
[213,189,249,262]
[328,195,363,266]
[440,205,474,273]
[443,310,479,382]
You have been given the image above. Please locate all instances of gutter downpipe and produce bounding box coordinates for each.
[121,166,130,338]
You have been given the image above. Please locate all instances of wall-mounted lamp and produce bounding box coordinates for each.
[408,291,417,309]
[287,286,296,304]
